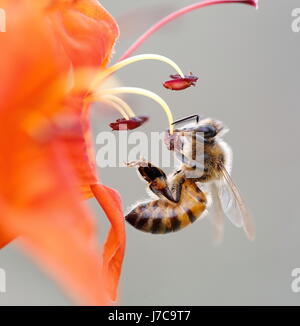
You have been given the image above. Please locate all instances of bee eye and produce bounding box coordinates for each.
[196,125,217,138]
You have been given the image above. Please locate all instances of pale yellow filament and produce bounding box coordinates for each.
[97,87,174,134]
[91,54,185,90]
[100,98,130,120]
[101,95,135,118]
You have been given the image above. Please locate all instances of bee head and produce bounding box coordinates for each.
[164,115,228,151]
[194,118,226,140]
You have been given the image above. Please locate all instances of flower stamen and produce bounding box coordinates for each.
[100,98,130,120]
[91,54,185,90]
[96,87,175,134]
[100,95,136,119]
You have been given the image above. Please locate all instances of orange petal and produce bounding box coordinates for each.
[91,184,126,302]
[49,0,119,68]
[0,141,112,305]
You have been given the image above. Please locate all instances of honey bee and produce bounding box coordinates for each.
[125,115,255,241]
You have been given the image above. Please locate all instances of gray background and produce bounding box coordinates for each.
[1,0,300,305]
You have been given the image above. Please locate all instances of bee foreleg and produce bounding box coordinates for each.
[126,159,177,203]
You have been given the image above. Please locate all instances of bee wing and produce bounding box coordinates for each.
[217,176,243,228]
[209,182,226,244]
[218,165,255,241]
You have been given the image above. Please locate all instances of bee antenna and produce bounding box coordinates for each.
[172,114,199,126]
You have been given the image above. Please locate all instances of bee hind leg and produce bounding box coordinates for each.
[126,159,177,203]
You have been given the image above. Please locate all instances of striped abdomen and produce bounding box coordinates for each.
[125,180,206,234]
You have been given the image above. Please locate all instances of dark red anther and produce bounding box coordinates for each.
[163,73,198,91]
[109,116,149,131]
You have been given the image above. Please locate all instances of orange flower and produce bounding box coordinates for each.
[0,0,124,305]
[0,0,258,305]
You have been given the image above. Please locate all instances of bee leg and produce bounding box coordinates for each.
[126,159,177,203]
[170,170,185,203]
